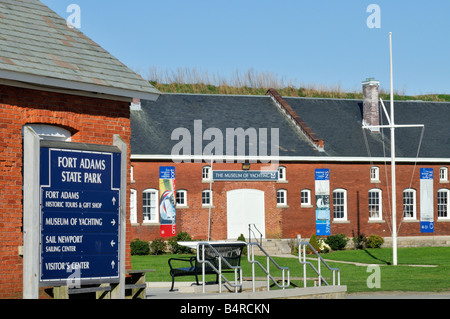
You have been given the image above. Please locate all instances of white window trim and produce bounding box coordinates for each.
[370,166,380,183]
[437,188,450,219]
[130,189,137,224]
[202,166,212,182]
[440,167,448,183]
[278,166,286,182]
[277,189,287,207]
[402,188,416,220]
[202,189,213,207]
[368,188,382,220]
[333,188,347,221]
[300,189,311,207]
[143,188,159,224]
[176,189,188,207]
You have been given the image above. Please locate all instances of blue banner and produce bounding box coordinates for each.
[315,169,330,236]
[420,168,434,233]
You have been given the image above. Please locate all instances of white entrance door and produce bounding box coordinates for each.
[227,189,265,239]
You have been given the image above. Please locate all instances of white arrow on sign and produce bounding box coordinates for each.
[112,197,116,206]
[111,260,115,269]
[110,240,116,247]
[111,219,116,226]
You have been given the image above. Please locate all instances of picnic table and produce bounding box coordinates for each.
[168,241,246,292]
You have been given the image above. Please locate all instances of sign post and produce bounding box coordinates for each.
[39,141,122,286]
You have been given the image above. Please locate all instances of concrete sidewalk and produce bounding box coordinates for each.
[145,281,347,299]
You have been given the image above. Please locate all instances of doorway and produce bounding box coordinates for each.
[226,189,265,239]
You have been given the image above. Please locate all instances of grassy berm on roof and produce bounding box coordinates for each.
[151,81,450,102]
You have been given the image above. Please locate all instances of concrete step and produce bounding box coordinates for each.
[253,239,292,256]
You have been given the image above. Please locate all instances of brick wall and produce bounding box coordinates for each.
[0,84,132,299]
[130,160,450,242]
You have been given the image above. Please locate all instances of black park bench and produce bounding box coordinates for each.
[168,241,246,292]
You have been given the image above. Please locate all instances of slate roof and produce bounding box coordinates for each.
[131,92,450,160]
[0,0,159,100]
[131,94,322,158]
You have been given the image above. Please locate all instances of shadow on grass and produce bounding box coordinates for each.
[363,249,391,265]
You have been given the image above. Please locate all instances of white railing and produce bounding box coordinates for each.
[196,242,243,293]
[247,242,290,292]
[298,242,341,288]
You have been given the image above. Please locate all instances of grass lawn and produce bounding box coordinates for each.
[131,246,450,293]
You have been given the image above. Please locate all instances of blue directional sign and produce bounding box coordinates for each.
[39,145,121,284]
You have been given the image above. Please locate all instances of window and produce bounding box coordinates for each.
[130,189,137,224]
[143,188,158,223]
[438,189,450,219]
[278,166,286,182]
[277,189,287,206]
[368,189,382,220]
[370,166,379,182]
[202,189,212,207]
[202,166,211,181]
[23,124,72,141]
[176,189,187,207]
[440,167,448,182]
[333,189,347,220]
[300,189,311,206]
[403,189,416,219]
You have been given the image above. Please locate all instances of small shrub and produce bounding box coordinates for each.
[130,238,149,256]
[307,234,331,253]
[168,231,193,254]
[150,238,167,255]
[366,234,384,248]
[353,234,367,250]
[308,234,320,253]
[237,234,247,255]
[325,234,348,251]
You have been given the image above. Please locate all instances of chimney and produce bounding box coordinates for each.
[362,78,380,132]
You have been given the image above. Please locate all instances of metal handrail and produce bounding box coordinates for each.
[247,242,290,292]
[248,224,263,246]
[196,242,243,293]
[298,242,341,288]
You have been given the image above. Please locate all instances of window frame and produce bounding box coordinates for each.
[278,166,286,182]
[370,166,380,182]
[437,188,450,219]
[402,188,416,220]
[130,188,137,224]
[277,189,287,206]
[300,189,311,207]
[202,189,213,207]
[142,188,159,223]
[440,167,448,182]
[202,166,212,181]
[176,189,187,207]
[368,188,382,220]
[333,188,347,220]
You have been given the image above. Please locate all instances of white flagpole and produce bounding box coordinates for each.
[389,32,398,266]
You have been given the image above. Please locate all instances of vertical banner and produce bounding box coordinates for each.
[315,169,330,236]
[420,168,434,233]
[159,166,176,237]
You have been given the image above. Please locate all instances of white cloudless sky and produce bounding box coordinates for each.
[41,0,450,95]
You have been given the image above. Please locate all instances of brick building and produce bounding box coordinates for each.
[0,0,159,298]
[129,84,450,244]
